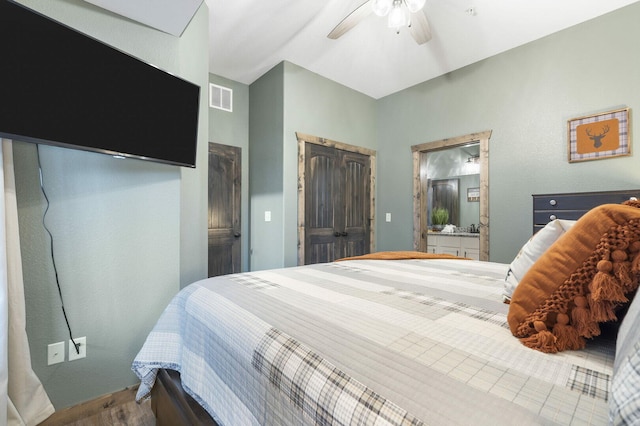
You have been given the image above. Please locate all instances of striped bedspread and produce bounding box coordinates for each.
[132,259,614,425]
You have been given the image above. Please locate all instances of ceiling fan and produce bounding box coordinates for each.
[327,0,432,45]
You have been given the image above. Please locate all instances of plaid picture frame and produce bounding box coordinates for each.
[568,107,631,163]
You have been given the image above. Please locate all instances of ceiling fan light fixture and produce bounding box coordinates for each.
[328,0,432,44]
[388,3,408,29]
[372,0,393,17]
[404,0,426,13]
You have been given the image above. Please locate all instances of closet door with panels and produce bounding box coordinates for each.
[304,143,371,264]
[208,143,241,276]
[341,150,371,259]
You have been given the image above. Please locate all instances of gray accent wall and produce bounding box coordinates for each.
[376,2,640,263]
[13,0,209,409]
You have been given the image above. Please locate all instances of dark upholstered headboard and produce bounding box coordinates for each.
[532,189,640,233]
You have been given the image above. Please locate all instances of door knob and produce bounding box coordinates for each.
[234,232,241,238]
[341,232,348,237]
[334,232,341,237]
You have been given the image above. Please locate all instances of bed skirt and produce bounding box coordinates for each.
[151,369,218,426]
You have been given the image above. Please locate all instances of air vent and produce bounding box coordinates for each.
[209,83,232,112]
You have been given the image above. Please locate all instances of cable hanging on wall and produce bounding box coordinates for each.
[36,145,80,355]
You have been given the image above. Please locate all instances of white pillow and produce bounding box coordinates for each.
[503,219,576,302]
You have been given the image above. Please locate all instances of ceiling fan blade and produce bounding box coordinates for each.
[327,0,373,40]
[408,9,432,45]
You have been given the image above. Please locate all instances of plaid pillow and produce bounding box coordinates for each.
[610,289,640,425]
[610,340,640,425]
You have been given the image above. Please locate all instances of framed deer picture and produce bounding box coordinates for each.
[567,107,631,162]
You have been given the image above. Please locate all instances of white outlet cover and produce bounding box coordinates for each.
[47,341,65,365]
[69,337,87,361]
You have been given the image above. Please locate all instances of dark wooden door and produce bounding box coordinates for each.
[208,143,241,276]
[304,143,370,264]
[341,150,371,258]
[305,143,340,264]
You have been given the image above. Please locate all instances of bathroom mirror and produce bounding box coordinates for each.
[411,130,491,261]
[429,178,459,228]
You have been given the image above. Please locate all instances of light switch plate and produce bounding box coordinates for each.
[264,211,272,222]
[385,213,392,222]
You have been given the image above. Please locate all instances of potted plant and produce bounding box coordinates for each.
[431,207,449,231]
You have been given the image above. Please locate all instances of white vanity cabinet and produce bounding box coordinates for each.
[426,234,480,260]
[460,237,480,260]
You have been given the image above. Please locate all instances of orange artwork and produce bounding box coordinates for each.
[576,118,619,154]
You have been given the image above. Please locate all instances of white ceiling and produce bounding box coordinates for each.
[83,0,203,37]
[87,0,640,99]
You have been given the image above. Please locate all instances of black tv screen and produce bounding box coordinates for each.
[0,0,200,168]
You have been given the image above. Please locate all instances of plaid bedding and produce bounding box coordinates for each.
[253,327,423,426]
[132,259,615,425]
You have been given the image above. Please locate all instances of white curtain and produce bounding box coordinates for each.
[1,139,54,426]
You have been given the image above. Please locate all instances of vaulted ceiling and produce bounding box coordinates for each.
[87,0,640,99]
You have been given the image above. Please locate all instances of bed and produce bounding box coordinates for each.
[132,193,640,426]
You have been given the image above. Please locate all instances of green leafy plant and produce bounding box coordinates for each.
[431,207,449,225]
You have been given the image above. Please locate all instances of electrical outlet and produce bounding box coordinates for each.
[68,337,86,361]
[47,342,65,365]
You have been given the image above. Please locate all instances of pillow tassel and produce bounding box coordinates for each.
[632,251,640,274]
[611,249,635,292]
[614,260,635,292]
[521,321,557,353]
[509,203,640,353]
[590,259,627,303]
[587,296,617,322]
[571,296,600,338]
[552,313,585,351]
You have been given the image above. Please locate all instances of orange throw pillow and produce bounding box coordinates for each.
[507,201,640,353]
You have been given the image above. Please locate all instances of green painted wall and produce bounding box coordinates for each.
[209,74,250,271]
[177,6,210,290]
[247,3,640,268]
[12,0,640,411]
[248,62,377,270]
[13,0,209,409]
[248,63,285,270]
[282,63,377,267]
[376,2,640,263]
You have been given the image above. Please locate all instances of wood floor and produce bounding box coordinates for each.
[39,386,155,426]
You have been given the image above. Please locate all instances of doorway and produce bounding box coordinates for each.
[208,142,241,276]
[411,131,491,260]
[296,133,376,265]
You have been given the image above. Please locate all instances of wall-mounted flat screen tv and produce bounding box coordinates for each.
[0,0,200,168]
